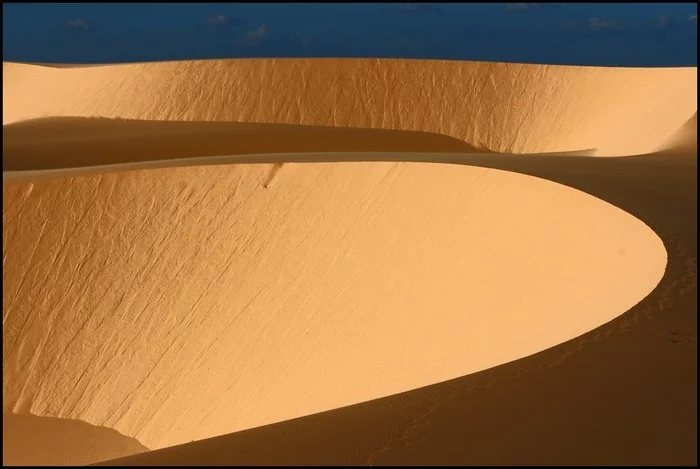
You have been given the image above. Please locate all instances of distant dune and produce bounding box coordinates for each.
[2,59,696,156]
[2,58,696,466]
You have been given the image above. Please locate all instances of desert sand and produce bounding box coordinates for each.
[2,59,696,466]
[3,59,696,156]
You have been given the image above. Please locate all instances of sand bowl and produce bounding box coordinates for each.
[3,159,667,452]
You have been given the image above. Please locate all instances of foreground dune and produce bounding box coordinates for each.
[2,58,695,465]
[3,158,666,454]
[101,149,697,467]
[2,59,696,156]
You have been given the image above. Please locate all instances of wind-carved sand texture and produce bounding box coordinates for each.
[2,59,696,466]
[2,59,696,156]
[2,161,668,451]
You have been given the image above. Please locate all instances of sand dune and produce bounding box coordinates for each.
[3,158,666,453]
[2,59,696,156]
[101,149,697,467]
[2,58,695,465]
[100,163,696,468]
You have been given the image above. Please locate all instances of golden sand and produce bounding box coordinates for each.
[2,58,695,465]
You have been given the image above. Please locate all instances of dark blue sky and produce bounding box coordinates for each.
[3,3,697,66]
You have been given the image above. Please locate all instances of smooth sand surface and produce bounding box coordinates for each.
[3,58,696,465]
[2,413,148,466]
[3,158,667,453]
[656,112,698,156]
[2,59,696,156]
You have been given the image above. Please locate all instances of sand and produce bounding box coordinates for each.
[2,58,697,466]
[2,118,480,172]
[3,413,148,466]
[2,59,696,156]
[105,151,698,468]
[3,158,667,452]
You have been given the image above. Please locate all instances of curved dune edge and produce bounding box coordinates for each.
[1,117,482,172]
[655,112,697,156]
[2,59,696,156]
[3,158,667,451]
[2,151,598,184]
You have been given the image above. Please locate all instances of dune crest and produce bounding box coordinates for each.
[1,116,479,172]
[655,112,698,156]
[3,160,666,450]
[3,59,696,156]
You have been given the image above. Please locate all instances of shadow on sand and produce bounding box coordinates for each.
[2,117,483,171]
[2,413,148,466]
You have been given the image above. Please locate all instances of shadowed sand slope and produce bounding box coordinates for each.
[2,413,147,466]
[3,160,665,452]
[2,59,696,156]
[1,117,478,171]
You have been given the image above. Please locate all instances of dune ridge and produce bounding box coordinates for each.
[3,158,666,451]
[98,139,696,467]
[1,117,481,172]
[656,112,698,155]
[3,59,696,156]
[102,144,697,466]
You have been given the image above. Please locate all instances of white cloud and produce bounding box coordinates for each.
[247,24,270,40]
[205,14,228,25]
[67,18,89,30]
[234,24,271,47]
[656,15,678,28]
[588,17,615,31]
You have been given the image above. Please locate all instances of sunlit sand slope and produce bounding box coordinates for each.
[656,112,697,156]
[2,59,696,156]
[3,160,666,450]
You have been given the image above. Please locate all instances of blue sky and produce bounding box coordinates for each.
[3,3,697,66]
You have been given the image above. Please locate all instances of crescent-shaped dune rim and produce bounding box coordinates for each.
[3,158,668,453]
